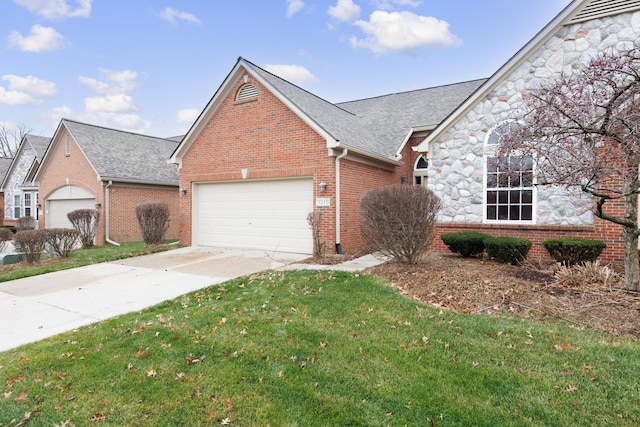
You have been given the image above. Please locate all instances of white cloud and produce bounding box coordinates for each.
[350,11,461,54]
[176,108,199,124]
[287,0,304,17]
[13,0,92,19]
[77,68,151,133]
[0,74,57,105]
[159,7,201,25]
[264,64,319,85]
[7,25,66,52]
[328,0,360,22]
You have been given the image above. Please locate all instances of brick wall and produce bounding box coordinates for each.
[107,184,179,243]
[39,128,179,245]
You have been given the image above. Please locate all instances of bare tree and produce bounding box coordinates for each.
[0,123,30,158]
[500,47,640,291]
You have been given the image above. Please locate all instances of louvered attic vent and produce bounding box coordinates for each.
[236,83,258,101]
[569,0,640,23]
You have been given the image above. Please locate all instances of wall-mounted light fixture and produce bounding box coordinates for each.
[180,187,187,196]
[400,175,406,184]
[36,203,41,209]
[95,203,102,209]
[318,181,327,193]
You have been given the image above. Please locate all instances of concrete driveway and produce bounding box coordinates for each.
[0,246,308,352]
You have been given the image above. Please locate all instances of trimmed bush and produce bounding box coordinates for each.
[360,184,441,264]
[68,209,100,248]
[16,215,37,231]
[484,236,532,265]
[136,202,170,245]
[1,225,16,234]
[0,227,13,253]
[542,237,606,266]
[13,229,46,263]
[42,228,80,258]
[440,231,489,257]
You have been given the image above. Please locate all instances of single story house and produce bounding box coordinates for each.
[0,134,51,227]
[416,0,640,262]
[170,57,484,254]
[34,119,180,244]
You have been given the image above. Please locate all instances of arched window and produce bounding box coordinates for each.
[236,83,258,102]
[413,155,428,187]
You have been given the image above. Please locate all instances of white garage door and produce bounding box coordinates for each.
[48,198,96,228]
[194,179,313,254]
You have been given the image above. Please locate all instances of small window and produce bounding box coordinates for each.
[236,83,258,102]
[24,193,32,217]
[413,155,428,187]
[65,135,71,156]
[14,194,21,219]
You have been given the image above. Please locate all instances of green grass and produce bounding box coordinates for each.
[0,242,176,282]
[0,270,638,426]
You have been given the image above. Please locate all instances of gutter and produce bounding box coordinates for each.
[334,148,348,254]
[104,180,120,246]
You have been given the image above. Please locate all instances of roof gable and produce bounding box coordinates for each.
[0,133,52,190]
[415,0,625,152]
[36,119,179,186]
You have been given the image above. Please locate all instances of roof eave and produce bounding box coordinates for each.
[415,0,588,153]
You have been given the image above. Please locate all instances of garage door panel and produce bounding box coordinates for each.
[48,198,96,229]
[195,179,313,254]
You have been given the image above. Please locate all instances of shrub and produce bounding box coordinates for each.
[554,261,618,289]
[16,215,37,231]
[360,184,441,264]
[307,211,326,259]
[440,231,489,257]
[68,209,100,248]
[136,202,170,245]
[13,229,46,263]
[484,236,532,265]
[42,228,80,258]
[0,227,13,253]
[1,225,16,234]
[542,237,606,266]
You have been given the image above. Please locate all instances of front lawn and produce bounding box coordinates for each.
[0,270,638,426]
[0,242,176,283]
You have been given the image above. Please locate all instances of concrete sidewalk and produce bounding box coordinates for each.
[0,247,384,352]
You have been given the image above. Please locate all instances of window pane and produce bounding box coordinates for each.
[487,191,497,204]
[25,207,31,217]
[522,171,533,187]
[498,191,509,204]
[498,206,509,220]
[487,174,497,188]
[416,156,428,169]
[414,176,421,185]
[522,190,533,204]
[510,190,520,204]
[498,172,509,188]
[522,205,533,220]
[509,173,521,187]
[510,205,520,221]
[487,157,499,171]
[487,206,497,220]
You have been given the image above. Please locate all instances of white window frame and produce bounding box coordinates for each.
[13,194,21,219]
[483,122,536,224]
[24,192,32,217]
[413,154,429,187]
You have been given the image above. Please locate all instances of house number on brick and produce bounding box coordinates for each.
[316,197,331,207]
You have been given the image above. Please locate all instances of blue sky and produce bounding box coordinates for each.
[0,0,572,139]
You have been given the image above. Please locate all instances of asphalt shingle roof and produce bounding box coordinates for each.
[25,134,52,162]
[243,58,486,159]
[0,157,12,184]
[62,119,179,185]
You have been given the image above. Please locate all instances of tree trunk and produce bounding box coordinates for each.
[623,190,640,291]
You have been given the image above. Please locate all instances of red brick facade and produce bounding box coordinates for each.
[37,128,179,245]
[178,73,407,254]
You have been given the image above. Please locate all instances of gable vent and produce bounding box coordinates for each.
[569,0,640,23]
[236,83,258,102]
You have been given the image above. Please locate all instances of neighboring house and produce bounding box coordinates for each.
[0,134,51,227]
[34,119,180,245]
[416,0,640,262]
[170,57,484,254]
[0,157,13,223]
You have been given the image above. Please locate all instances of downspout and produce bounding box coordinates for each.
[335,148,348,254]
[104,180,120,246]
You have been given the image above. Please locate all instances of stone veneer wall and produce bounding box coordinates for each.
[428,11,640,227]
[3,147,35,222]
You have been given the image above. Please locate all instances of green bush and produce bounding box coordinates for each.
[0,225,16,234]
[440,231,489,257]
[542,237,606,266]
[484,236,532,265]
